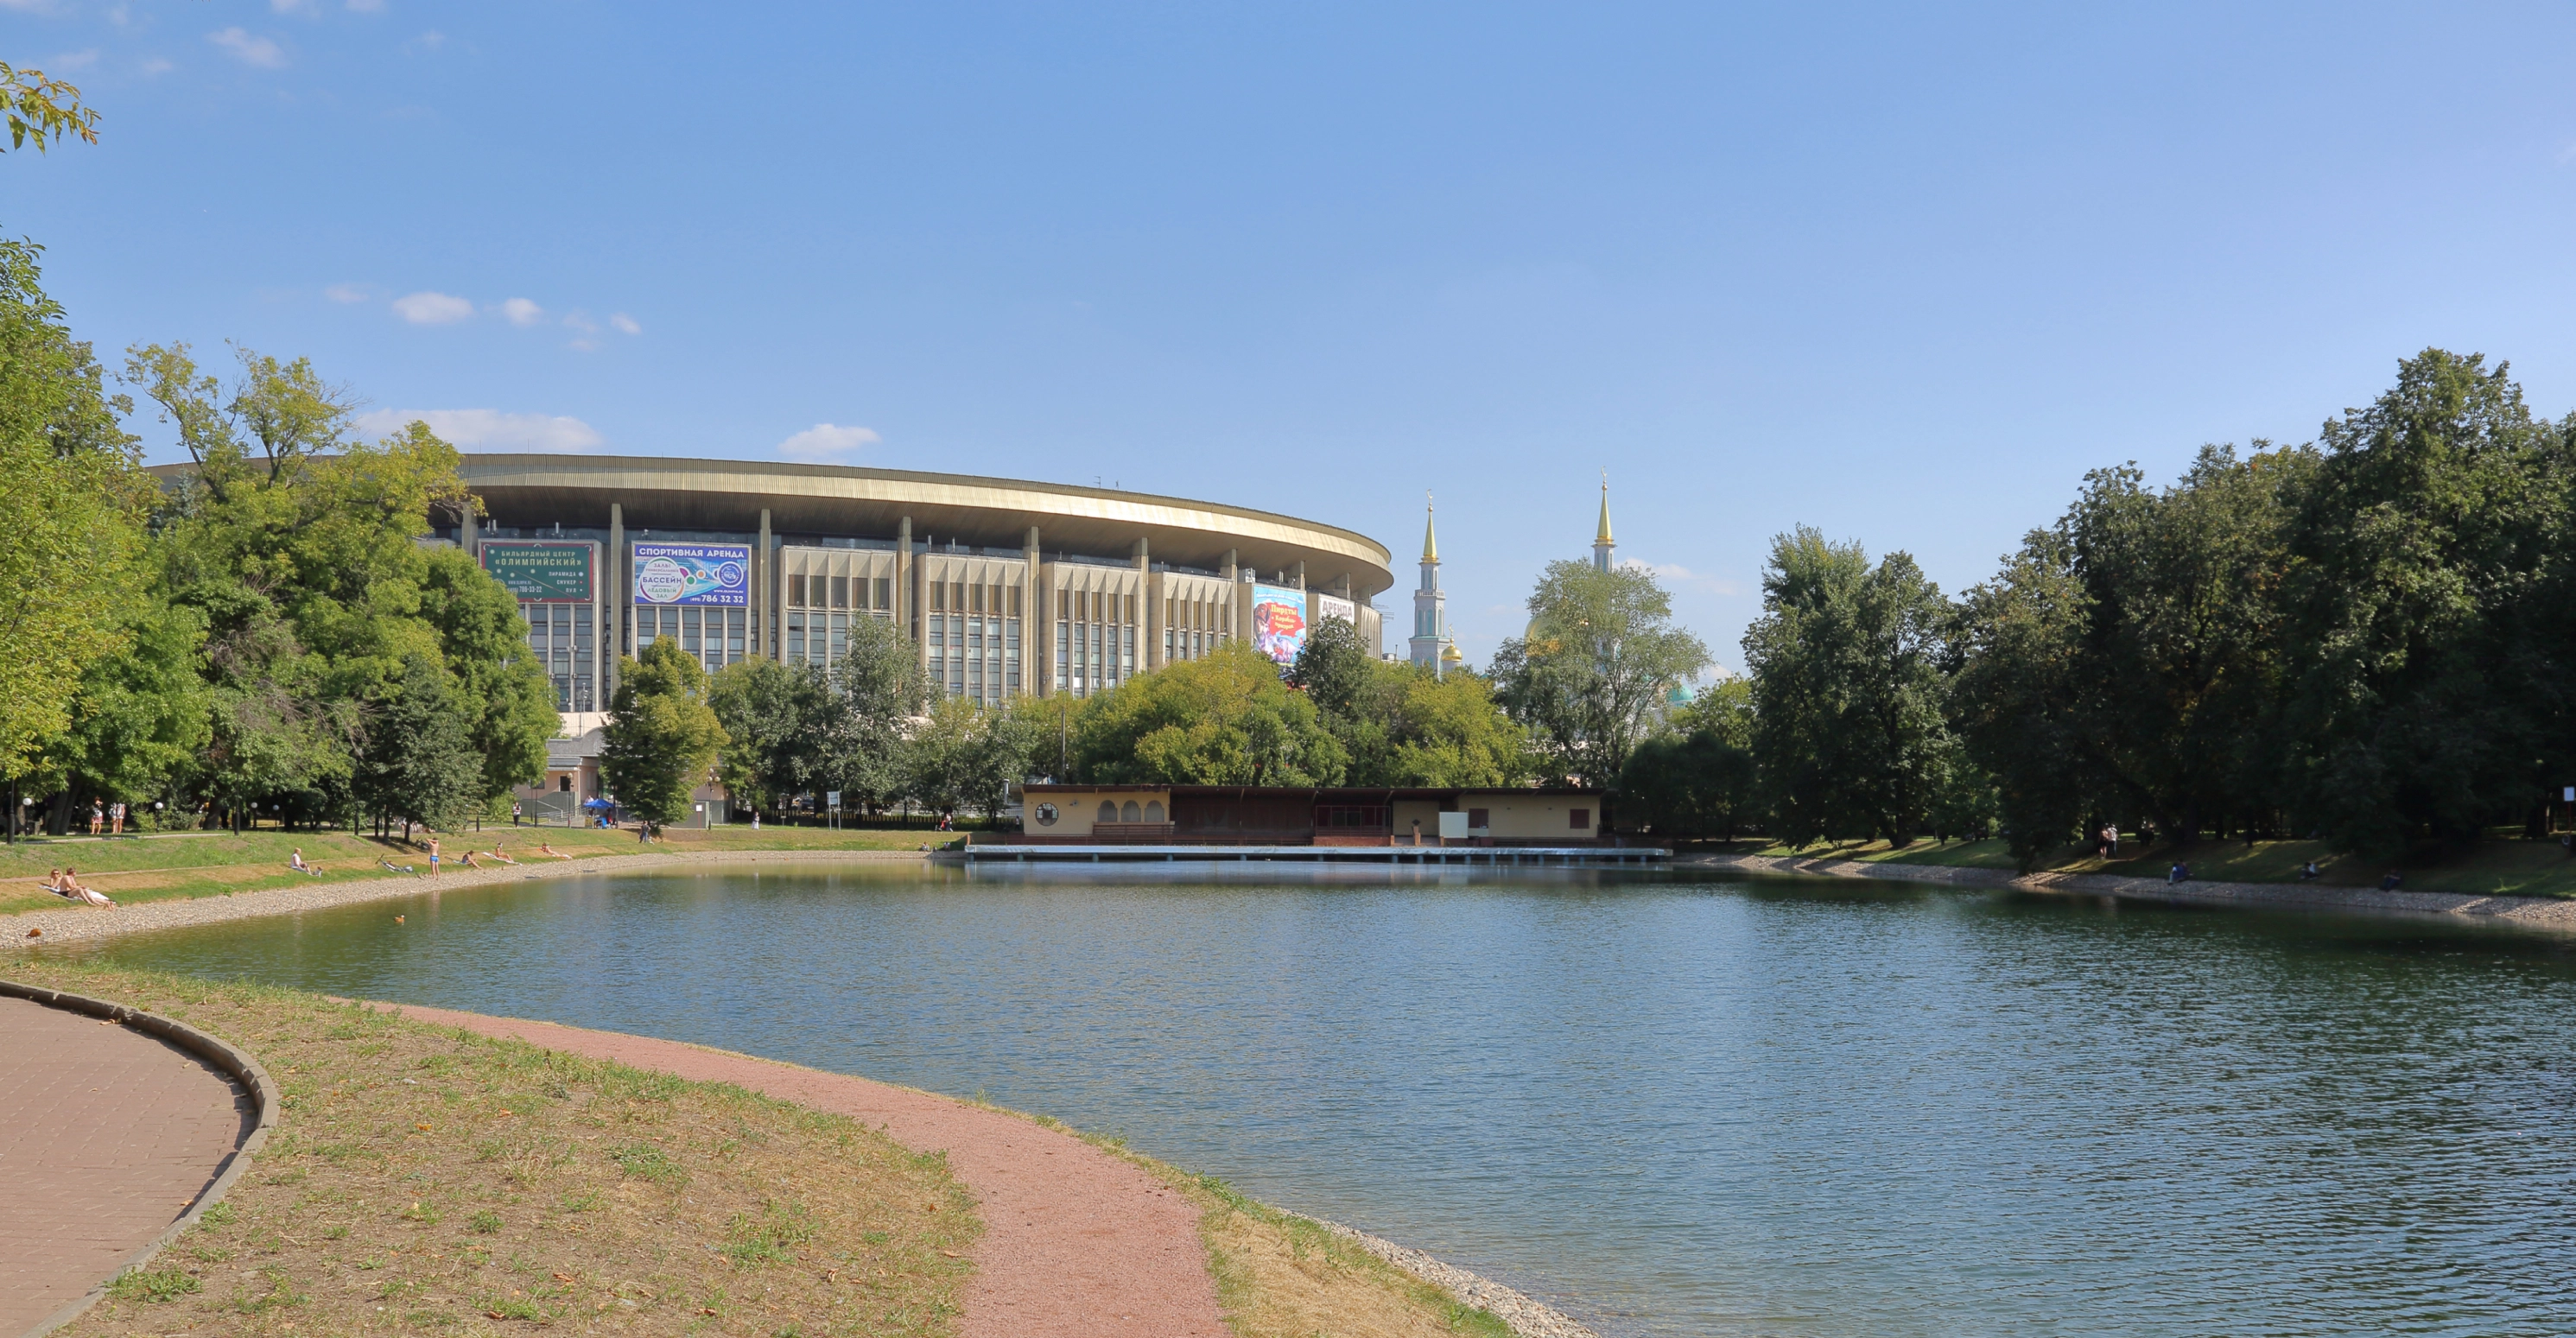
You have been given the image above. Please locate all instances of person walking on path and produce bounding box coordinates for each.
[511,800,523,827]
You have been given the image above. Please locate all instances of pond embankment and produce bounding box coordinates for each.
[1691,851,2576,927]
[0,848,931,948]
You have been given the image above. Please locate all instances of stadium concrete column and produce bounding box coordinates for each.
[895,515,912,661]
[1135,536,1157,671]
[757,509,772,660]
[606,503,624,694]
[460,504,477,553]
[1023,526,1041,696]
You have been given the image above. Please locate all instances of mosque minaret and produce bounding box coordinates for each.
[1593,472,1616,573]
[1409,493,1455,677]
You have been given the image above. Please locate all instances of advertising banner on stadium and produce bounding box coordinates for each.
[633,542,752,606]
[479,541,593,603]
[1313,593,1356,626]
[1251,583,1308,664]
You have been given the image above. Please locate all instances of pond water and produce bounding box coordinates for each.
[48,863,2576,1336]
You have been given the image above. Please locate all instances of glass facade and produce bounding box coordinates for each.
[632,604,747,675]
[521,600,597,711]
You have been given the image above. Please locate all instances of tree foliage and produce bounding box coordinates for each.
[1,62,98,153]
[1492,561,1708,786]
[601,638,728,826]
[709,657,837,816]
[822,613,930,813]
[1075,641,1346,785]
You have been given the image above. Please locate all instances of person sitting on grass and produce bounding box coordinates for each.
[2380,868,2402,891]
[489,842,518,865]
[289,847,325,877]
[42,868,73,899]
[2299,860,2321,881]
[460,848,484,869]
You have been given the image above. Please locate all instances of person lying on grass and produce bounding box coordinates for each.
[489,843,519,865]
[535,843,573,859]
[56,868,113,906]
[380,858,420,877]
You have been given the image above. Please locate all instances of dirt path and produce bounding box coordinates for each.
[373,1002,1223,1338]
[0,996,254,1336]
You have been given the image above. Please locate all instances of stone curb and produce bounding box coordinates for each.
[1685,853,2576,928]
[1310,1220,1599,1338]
[0,980,281,1338]
[1,848,934,949]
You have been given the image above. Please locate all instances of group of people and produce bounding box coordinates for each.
[83,799,130,836]
[40,868,113,907]
[375,835,579,877]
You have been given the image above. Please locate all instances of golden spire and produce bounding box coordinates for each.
[1596,471,1614,546]
[1423,491,1438,562]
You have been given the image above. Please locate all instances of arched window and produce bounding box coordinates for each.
[1144,801,1165,823]
[1096,801,1118,824]
[1121,801,1141,822]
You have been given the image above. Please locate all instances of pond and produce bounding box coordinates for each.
[48,863,2576,1336]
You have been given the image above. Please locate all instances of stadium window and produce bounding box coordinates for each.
[1009,585,1021,618]
[930,581,945,612]
[788,574,806,607]
[829,575,848,609]
[970,583,984,614]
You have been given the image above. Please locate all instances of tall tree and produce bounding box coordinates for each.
[0,238,153,778]
[822,613,930,814]
[360,651,482,837]
[600,638,727,826]
[1491,561,1708,786]
[904,696,1039,825]
[2274,350,2567,855]
[28,594,211,820]
[709,656,835,817]
[1743,527,1958,846]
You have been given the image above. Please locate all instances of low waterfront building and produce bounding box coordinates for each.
[1015,784,1610,846]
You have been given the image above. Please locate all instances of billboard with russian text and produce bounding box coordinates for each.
[633,542,751,606]
[479,542,593,603]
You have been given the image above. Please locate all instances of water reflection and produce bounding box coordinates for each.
[52,863,2576,1336]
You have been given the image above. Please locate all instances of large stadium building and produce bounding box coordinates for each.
[446,455,1394,808]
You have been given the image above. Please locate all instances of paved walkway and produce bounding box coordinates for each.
[0,997,253,1336]
[380,1003,1224,1338]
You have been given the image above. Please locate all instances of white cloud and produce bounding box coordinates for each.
[346,0,386,10]
[356,409,604,453]
[0,0,61,14]
[777,423,881,462]
[561,310,597,333]
[207,28,287,68]
[609,313,642,335]
[323,282,369,303]
[405,30,445,52]
[391,290,473,324]
[270,0,317,14]
[499,296,545,327]
[51,49,100,70]
[140,56,174,76]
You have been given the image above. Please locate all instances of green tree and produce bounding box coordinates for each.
[420,545,558,804]
[709,656,835,817]
[1075,640,1347,785]
[1286,615,1374,717]
[1743,527,1957,847]
[2,62,99,153]
[822,614,930,814]
[360,651,482,838]
[601,638,728,826]
[28,595,211,820]
[1491,561,1708,786]
[1619,727,1759,845]
[2274,350,2567,855]
[0,238,152,778]
[904,696,1039,825]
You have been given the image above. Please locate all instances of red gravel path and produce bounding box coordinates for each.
[377,1003,1223,1338]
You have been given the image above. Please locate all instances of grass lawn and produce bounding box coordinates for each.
[0,823,942,916]
[19,963,977,1338]
[1742,833,2576,898]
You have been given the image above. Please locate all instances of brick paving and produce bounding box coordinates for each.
[382,1003,1224,1338]
[0,996,253,1335]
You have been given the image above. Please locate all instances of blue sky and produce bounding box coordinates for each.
[10,2,2576,672]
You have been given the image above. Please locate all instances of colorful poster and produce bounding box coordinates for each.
[1251,583,1308,665]
[479,542,593,602]
[1313,593,1356,626]
[633,542,751,606]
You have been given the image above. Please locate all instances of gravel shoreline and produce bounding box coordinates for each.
[1314,1220,1601,1338]
[1,848,930,948]
[1688,852,2576,928]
